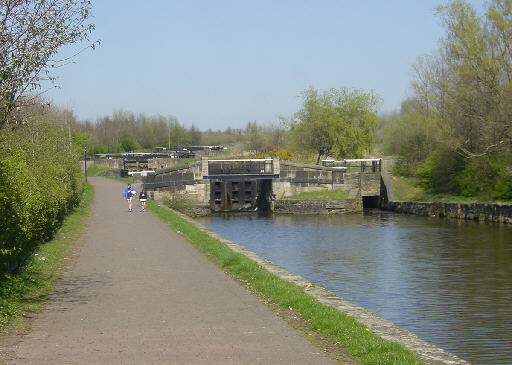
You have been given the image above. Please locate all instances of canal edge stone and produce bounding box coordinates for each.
[166,206,469,365]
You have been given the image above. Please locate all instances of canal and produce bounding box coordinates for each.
[196,211,512,364]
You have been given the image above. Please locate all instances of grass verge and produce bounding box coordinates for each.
[283,190,349,200]
[147,199,423,364]
[391,175,512,204]
[85,165,110,177]
[0,183,94,332]
[86,166,133,184]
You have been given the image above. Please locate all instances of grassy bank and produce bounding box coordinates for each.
[0,183,94,331]
[148,200,423,364]
[283,190,349,200]
[85,165,110,176]
[391,175,512,204]
[86,166,133,184]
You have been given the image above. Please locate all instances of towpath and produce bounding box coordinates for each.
[2,177,335,364]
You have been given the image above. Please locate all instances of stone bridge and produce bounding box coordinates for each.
[141,158,383,212]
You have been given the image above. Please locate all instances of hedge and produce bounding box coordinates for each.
[0,120,84,272]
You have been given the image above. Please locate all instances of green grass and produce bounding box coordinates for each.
[147,200,423,365]
[283,190,349,200]
[86,165,110,177]
[0,184,94,331]
[86,166,133,184]
[390,175,512,204]
[176,157,197,166]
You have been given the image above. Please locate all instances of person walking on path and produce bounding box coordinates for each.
[0,177,335,364]
[123,183,138,212]
[139,189,148,212]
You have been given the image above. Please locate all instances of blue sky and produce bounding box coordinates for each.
[46,0,484,130]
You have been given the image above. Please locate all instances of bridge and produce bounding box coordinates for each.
[141,158,383,212]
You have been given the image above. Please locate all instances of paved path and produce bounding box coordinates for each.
[4,178,335,364]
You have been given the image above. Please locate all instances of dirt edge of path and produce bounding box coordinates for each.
[0,213,93,365]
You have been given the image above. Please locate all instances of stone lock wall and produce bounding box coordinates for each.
[275,161,347,199]
[273,198,362,214]
[343,173,381,198]
[141,158,384,213]
[148,157,180,170]
[90,158,123,169]
[143,162,209,204]
[384,201,512,224]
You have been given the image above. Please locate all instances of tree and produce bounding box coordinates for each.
[189,124,202,145]
[291,87,381,164]
[381,99,441,175]
[408,0,512,158]
[381,0,512,197]
[0,0,97,127]
[245,121,267,152]
[167,116,191,147]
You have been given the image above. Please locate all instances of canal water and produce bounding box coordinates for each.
[196,211,512,364]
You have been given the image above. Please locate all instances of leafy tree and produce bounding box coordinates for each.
[382,0,512,199]
[167,116,191,147]
[409,0,512,157]
[381,99,440,175]
[245,121,267,152]
[291,87,381,164]
[189,125,202,145]
[0,0,98,127]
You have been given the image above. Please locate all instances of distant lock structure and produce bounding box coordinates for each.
[139,157,385,213]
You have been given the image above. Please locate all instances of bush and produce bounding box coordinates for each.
[456,154,512,200]
[416,148,465,193]
[254,149,294,161]
[162,191,193,212]
[415,149,512,201]
[0,118,84,272]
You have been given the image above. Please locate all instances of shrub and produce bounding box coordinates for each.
[162,191,193,212]
[254,149,294,161]
[456,154,512,200]
[416,148,465,193]
[0,118,84,272]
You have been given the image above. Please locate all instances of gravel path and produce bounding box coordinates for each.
[3,177,335,364]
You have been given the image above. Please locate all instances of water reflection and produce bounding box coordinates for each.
[196,211,512,364]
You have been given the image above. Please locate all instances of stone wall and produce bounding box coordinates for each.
[274,199,362,214]
[142,162,209,204]
[275,161,348,199]
[275,162,381,200]
[343,173,381,198]
[384,201,512,224]
[148,157,179,170]
[90,158,123,169]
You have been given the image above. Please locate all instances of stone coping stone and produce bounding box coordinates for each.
[166,207,469,365]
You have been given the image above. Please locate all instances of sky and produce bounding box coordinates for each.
[46,0,484,130]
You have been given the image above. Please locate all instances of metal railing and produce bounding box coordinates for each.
[321,159,382,172]
[208,159,273,175]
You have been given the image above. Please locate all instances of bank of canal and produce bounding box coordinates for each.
[196,211,512,364]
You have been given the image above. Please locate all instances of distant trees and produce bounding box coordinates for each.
[245,121,267,152]
[81,111,195,154]
[381,0,512,199]
[189,125,202,145]
[0,0,97,128]
[290,87,381,164]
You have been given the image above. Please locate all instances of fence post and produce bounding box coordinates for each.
[84,146,87,183]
